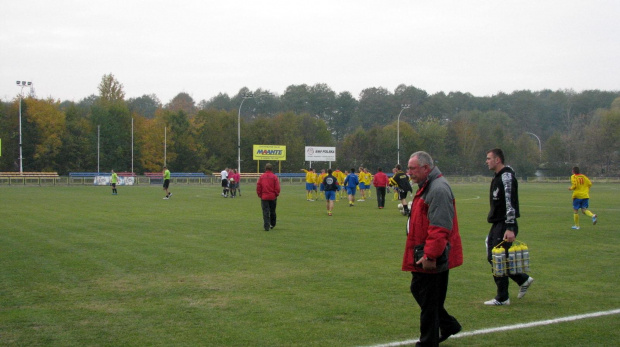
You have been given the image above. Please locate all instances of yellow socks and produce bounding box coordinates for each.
[574,213,579,227]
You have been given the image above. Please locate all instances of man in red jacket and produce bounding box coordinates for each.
[372,167,389,209]
[402,151,463,347]
[256,163,281,231]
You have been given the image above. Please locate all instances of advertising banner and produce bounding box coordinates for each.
[305,146,336,162]
[94,176,136,186]
[253,145,287,160]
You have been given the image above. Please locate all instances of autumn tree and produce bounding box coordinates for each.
[98,73,125,104]
[128,94,161,119]
[91,74,132,171]
[166,92,196,115]
[56,104,93,174]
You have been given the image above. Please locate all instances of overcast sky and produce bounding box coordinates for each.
[1,0,619,104]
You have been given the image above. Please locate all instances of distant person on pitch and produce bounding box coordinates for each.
[568,166,598,230]
[163,166,172,199]
[110,169,118,195]
[343,168,359,207]
[372,167,389,209]
[322,169,340,216]
[221,167,229,198]
[257,163,281,231]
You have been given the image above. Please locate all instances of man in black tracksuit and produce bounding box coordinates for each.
[484,148,534,305]
[391,164,413,214]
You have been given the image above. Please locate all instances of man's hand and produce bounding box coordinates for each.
[416,256,437,271]
[504,229,516,242]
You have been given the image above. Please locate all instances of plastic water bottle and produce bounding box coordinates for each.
[499,248,507,276]
[521,243,530,273]
[493,247,504,276]
[507,245,516,275]
[515,244,523,274]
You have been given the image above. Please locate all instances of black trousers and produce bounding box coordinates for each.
[376,187,386,208]
[487,221,529,301]
[261,199,277,230]
[411,271,460,347]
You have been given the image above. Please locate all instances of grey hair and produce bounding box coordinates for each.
[410,151,435,169]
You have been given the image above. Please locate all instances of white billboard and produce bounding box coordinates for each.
[305,146,336,162]
[94,175,136,186]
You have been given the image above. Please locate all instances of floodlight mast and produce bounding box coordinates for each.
[525,132,542,160]
[397,104,410,165]
[237,92,272,173]
[237,93,253,174]
[15,81,33,174]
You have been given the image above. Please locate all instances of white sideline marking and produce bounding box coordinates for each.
[361,308,620,347]
[460,195,480,201]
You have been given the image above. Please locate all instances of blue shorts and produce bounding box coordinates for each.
[306,183,314,191]
[325,190,336,201]
[359,182,367,189]
[346,187,356,195]
[573,198,589,210]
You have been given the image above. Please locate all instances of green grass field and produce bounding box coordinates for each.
[1,181,619,346]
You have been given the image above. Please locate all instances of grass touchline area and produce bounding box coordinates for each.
[0,183,618,346]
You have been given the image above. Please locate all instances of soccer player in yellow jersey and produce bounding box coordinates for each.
[362,168,372,199]
[333,168,346,200]
[568,166,597,229]
[301,168,317,201]
[356,167,365,201]
[316,169,327,200]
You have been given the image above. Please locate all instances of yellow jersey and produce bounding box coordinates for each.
[302,169,316,184]
[333,170,346,184]
[362,171,372,185]
[570,174,592,199]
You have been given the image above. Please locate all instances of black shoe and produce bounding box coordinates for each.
[438,325,462,343]
[264,227,270,231]
[270,225,275,230]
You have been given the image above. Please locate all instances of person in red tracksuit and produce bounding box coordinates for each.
[372,167,389,209]
[402,151,463,347]
[256,163,281,231]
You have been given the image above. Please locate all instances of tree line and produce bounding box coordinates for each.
[1,74,618,177]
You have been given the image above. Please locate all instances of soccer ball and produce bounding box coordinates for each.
[397,203,403,210]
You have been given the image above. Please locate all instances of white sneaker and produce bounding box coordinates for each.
[163,197,169,200]
[484,298,510,306]
[518,277,534,299]
[592,215,597,225]
[571,225,580,230]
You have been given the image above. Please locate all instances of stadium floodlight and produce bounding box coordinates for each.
[237,93,253,174]
[237,92,272,173]
[397,104,411,165]
[526,132,542,160]
[16,80,33,174]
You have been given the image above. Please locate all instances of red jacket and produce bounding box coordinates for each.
[372,171,389,187]
[256,170,280,200]
[402,167,463,273]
